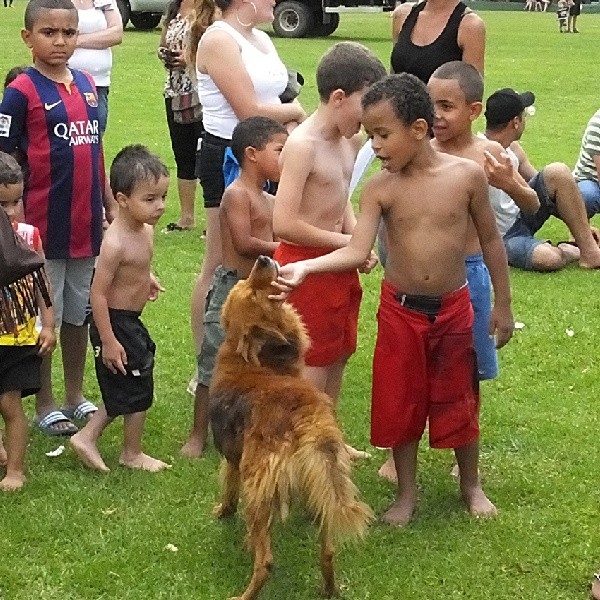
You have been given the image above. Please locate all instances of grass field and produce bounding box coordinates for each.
[1,6,600,600]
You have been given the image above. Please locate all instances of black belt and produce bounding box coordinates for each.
[395,292,443,322]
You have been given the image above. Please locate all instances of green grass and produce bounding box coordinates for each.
[1,7,600,600]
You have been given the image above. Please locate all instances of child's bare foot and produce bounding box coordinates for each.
[381,492,417,527]
[0,432,7,467]
[0,472,26,491]
[70,433,110,472]
[591,575,600,600]
[345,443,371,460]
[461,485,497,518]
[119,452,171,472]
[378,456,397,483]
[180,435,206,459]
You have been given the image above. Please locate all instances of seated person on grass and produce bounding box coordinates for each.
[573,108,600,220]
[483,88,600,272]
[180,116,287,458]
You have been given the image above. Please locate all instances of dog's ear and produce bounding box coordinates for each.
[236,325,289,366]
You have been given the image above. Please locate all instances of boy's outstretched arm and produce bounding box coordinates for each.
[273,137,352,249]
[273,180,382,296]
[90,239,127,375]
[468,163,514,349]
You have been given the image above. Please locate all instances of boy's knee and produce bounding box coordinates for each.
[530,243,566,271]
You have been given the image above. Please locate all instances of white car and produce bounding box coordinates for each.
[117,0,166,30]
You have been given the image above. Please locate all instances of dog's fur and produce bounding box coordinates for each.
[209,256,373,600]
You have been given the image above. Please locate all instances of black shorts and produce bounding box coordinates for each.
[0,345,42,397]
[195,131,230,209]
[89,309,156,418]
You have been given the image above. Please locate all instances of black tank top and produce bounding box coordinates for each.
[390,1,466,84]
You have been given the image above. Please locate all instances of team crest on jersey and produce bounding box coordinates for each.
[84,92,98,108]
[0,113,11,137]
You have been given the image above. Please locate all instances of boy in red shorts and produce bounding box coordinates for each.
[273,42,386,458]
[274,74,514,525]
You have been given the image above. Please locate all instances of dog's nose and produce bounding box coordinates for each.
[257,255,270,267]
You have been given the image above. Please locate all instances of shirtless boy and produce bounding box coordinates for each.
[71,145,170,473]
[275,74,514,525]
[180,116,287,458]
[273,42,386,458]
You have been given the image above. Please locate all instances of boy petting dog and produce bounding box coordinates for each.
[275,74,514,526]
[70,146,170,472]
[273,42,386,459]
[181,117,288,458]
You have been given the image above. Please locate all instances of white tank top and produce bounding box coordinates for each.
[197,21,288,139]
[487,145,521,236]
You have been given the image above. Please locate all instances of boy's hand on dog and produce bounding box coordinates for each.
[358,251,378,274]
[102,339,128,375]
[269,262,309,301]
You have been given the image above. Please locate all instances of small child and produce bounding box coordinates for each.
[180,116,287,458]
[557,0,569,32]
[70,145,170,472]
[273,42,386,459]
[0,152,56,490]
[274,74,514,526]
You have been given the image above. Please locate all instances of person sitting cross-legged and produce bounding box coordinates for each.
[483,88,600,272]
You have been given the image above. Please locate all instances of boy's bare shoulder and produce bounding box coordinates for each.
[221,180,253,209]
[437,151,486,181]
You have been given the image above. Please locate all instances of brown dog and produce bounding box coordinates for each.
[209,255,373,600]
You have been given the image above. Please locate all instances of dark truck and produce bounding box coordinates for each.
[273,0,395,37]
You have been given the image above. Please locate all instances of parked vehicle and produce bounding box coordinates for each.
[117,0,165,30]
[273,0,395,37]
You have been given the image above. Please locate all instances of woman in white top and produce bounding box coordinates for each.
[68,0,123,135]
[180,0,305,457]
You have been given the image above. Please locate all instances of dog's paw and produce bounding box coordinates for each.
[213,503,236,519]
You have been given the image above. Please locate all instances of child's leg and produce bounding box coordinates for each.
[381,442,419,526]
[70,405,113,472]
[61,323,89,408]
[592,574,600,600]
[0,391,28,491]
[378,450,397,483]
[119,411,171,472]
[0,430,6,466]
[180,384,209,458]
[305,358,370,459]
[454,439,497,517]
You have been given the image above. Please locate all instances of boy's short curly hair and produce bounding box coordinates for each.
[24,0,78,30]
[230,116,287,167]
[361,74,434,129]
[110,145,169,197]
[0,152,24,187]
[430,61,484,104]
[316,42,386,102]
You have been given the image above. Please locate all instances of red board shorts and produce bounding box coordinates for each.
[371,280,479,450]
[274,242,362,367]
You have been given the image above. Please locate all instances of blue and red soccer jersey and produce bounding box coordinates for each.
[0,67,104,260]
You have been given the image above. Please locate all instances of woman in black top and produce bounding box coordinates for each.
[568,0,581,33]
[390,0,485,83]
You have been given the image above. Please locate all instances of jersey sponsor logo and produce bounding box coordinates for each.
[84,92,98,108]
[44,100,62,111]
[0,113,11,137]
[53,119,100,147]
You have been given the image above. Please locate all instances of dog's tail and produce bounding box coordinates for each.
[293,432,373,543]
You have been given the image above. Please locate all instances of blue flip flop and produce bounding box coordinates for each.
[34,410,78,437]
[60,400,98,422]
